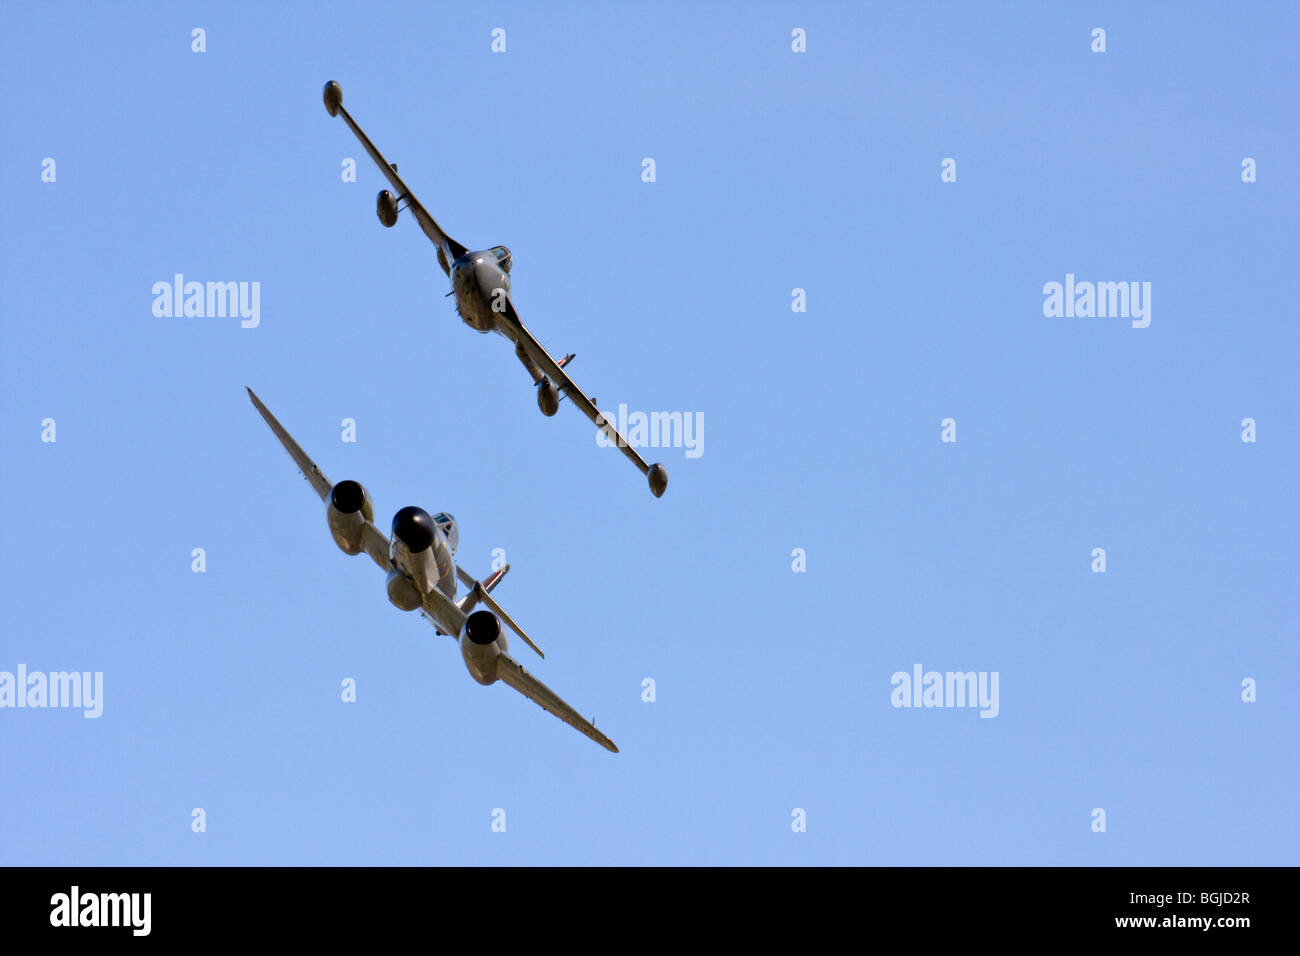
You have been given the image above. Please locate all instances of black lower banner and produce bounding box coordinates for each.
[0,865,1279,942]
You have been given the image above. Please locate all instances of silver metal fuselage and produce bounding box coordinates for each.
[450,252,513,338]
[390,517,510,684]
[391,527,457,601]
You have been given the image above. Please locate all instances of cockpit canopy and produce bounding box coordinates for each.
[488,245,512,273]
[432,512,458,554]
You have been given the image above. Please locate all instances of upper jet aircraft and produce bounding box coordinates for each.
[322,80,668,498]
[247,387,619,752]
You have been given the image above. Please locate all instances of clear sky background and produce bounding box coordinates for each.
[2,1,1295,865]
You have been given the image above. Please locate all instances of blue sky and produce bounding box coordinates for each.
[1,1,1296,865]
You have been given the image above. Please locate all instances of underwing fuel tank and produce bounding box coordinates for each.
[537,378,560,416]
[377,189,399,227]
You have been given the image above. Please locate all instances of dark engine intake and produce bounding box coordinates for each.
[460,610,505,685]
[327,480,373,555]
[464,610,501,646]
[391,505,436,553]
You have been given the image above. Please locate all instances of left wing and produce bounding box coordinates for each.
[504,297,669,498]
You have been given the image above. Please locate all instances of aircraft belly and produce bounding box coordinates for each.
[434,541,456,600]
[393,536,457,603]
[495,318,519,344]
[455,290,495,333]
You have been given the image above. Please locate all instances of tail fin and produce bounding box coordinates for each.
[454,561,540,658]
[456,563,510,613]
[473,583,543,658]
[482,564,509,593]
[454,563,543,658]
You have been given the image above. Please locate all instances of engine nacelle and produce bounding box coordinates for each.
[327,480,374,555]
[377,190,399,227]
[386,567,422,612]
[460,610,506,685]
[537,377,559,417]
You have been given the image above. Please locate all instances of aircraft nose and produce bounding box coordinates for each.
[391,506,436,553]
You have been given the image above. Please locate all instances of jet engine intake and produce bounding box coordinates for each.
[391,506,437,553]
[460,610,506,685]
[327,480,374,555]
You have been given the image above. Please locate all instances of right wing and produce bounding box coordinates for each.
[504,297,669,498]
[426,573,617,752]
[323,81,468,275]
[496,655,619,753]
[434,564,616,749]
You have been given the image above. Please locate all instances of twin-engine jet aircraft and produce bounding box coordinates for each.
[246,387,618,753]
[322,80,668,499]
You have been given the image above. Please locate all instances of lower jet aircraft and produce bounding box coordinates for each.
[247,387,618,752]
[321,80,668,499]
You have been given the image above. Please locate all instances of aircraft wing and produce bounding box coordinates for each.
[423,581,618,752]
[246,386,333,502]
[324,82,467,275]
[496,655,619,753]
[504,297,669,497]
[246,387,393,573]
[418,580,466,640]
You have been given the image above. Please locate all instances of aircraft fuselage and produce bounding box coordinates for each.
[451,251,513,337]
[390,505,457,601]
